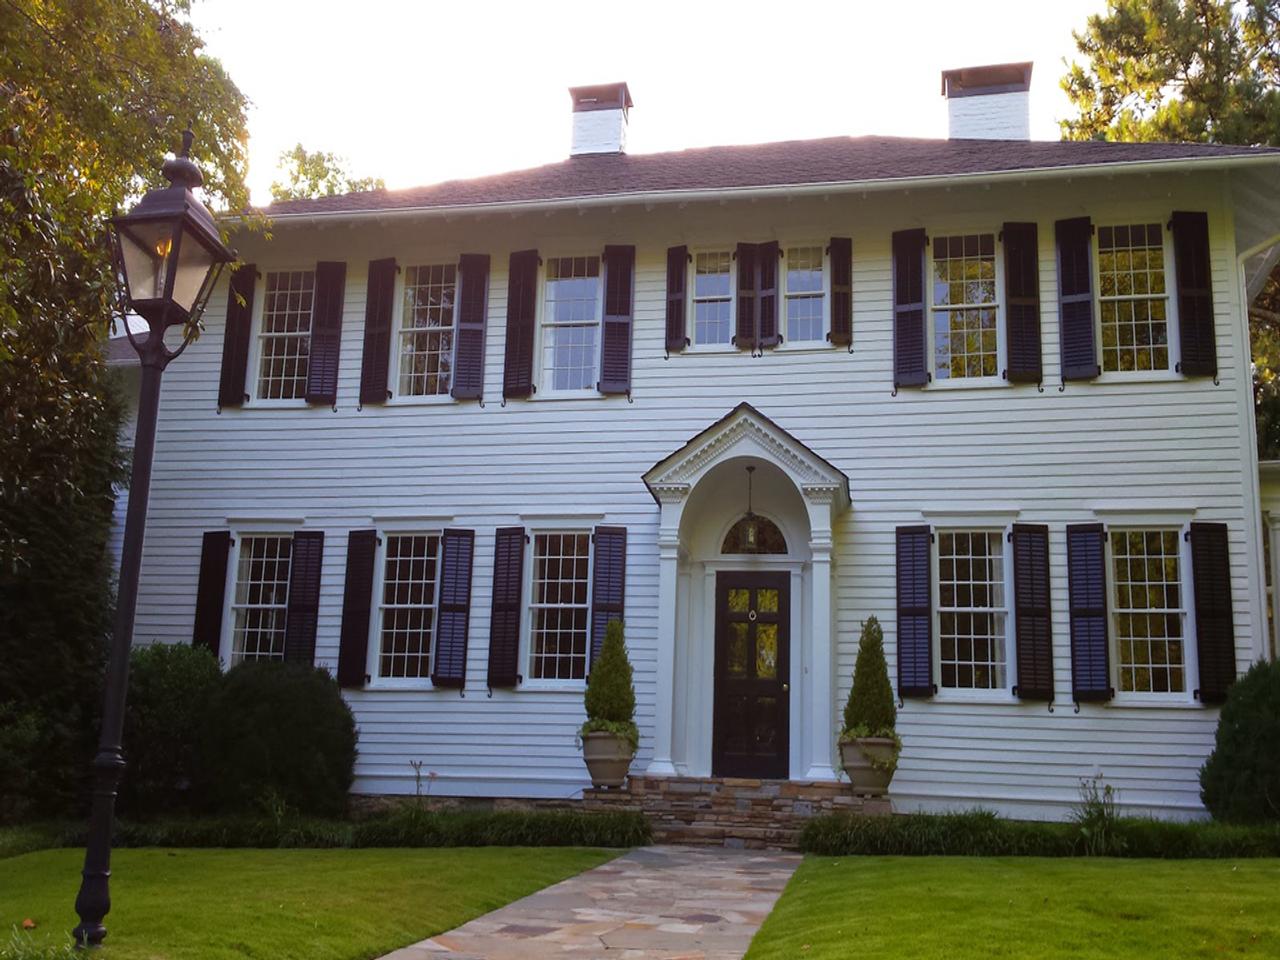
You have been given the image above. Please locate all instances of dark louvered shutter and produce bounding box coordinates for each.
[337,529,376,688]
[1002,222,1042,384]
[828,237,853,347]
[218,264,255,408]
[665,245,689,353]
[892,229,928,388]
[1189,522,1235,704]
[432,529,475,688]
[896,525,933,697]
[487,527,525,688]
[502,250,539,400]
[1066,523,1111,702]
[1170,212,1217,378]
[589,526,627,666]
[599,245,635,395]
[757,240,780,348]
[305,261,346,405]
[452,254,490,400]
[1011,523,1054,701]
[1056,218,1099,381]
[735,242,758,350]
[192,531,231,658]
[283,531,324,663]
[359,258,396,406]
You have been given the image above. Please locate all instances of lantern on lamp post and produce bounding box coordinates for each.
[73,130,234,949]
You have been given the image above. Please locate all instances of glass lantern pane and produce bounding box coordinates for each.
[172,224,218,312]
[118,220,180,302]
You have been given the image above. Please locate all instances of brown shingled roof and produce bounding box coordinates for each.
[260,135,1280,217]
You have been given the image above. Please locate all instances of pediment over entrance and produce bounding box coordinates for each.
[641,403,851,511]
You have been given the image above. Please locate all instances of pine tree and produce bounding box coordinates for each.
[842,616,896,737]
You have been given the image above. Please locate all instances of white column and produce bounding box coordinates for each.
[803,485,839,780]
[1268,512,1280,660]
[647,485,687,777]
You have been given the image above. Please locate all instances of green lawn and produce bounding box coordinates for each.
[746,856,1280,959]
[1,846,615,959]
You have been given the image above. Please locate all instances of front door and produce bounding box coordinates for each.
[712,572,790,779]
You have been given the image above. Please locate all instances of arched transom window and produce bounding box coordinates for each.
[722,515,787,555]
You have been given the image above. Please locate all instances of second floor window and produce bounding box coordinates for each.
[377,533,441,679]
[694,251,733,345]
[258,270,314,400]
[399,264,457,397]
[784,246,824,342]
[230,534,292,665]
[529,531,591,680]
[937,529,1008,690]
[931,234,999,379]
[1098,224,1170,373]
[542,256,600,392]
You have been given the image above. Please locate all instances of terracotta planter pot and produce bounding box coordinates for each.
[582,731,635,789]
[839,737,897,797]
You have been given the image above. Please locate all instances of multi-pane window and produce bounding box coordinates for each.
[693,251,733,345]
[785,246,824,342]
[257,270,314,399]
[931,234,998,379]
[399,264,456,397]
[529,532,591,680]
[230,535,292,665]
[542,256,600,391]
[1098,224,1170,373]
[937,530,1008,690]
[1111,529,1185,694]
[378,533,441,679]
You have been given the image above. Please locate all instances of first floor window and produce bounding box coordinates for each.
[378,533,441,679]
[784,246,824,342]
[931,234,998,379]
[399,264,457,397]
[257,270,314,399]
[230,534,292,664]
[1111,528,1185,693]
[542,256,600,391]
[937,530,1008,690]
[1098,224,1170,373]
[694,251,733,345]
[529,531,591,680]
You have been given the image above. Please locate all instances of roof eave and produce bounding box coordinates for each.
[234,152,1280,229]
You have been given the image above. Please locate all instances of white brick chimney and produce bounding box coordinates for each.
[569,82,632,156]
[941,62,1033,140]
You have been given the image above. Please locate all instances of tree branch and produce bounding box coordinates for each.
[1251,305,1280,325]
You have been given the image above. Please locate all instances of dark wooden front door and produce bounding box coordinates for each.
[712,571,790,779]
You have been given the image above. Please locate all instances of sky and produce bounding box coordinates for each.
[190,0,1109,206]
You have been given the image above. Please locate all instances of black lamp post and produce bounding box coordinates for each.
[73,131,234,948]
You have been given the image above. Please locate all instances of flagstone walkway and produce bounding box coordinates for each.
[378,845,801,960]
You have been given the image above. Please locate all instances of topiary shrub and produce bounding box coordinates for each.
[199,661,357,817]
[119,643,222,819]
[841,616,897,739]
[580,620,638,750]
[1200,659,1280,823]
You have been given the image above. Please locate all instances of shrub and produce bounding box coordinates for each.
[581,620,638,750]
[350,808,650,849]
[1200,659,1280,823]
[841,616,896,738]
[119,644,222,819]
[0,704,42,823]
[199,662,357,817]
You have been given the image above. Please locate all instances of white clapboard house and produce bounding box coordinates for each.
[123,63,1280,820]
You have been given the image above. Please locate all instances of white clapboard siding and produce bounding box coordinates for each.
[127,170,1264,818]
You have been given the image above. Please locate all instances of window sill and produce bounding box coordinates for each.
[365,679,436,692]
[519,680,587,692]
[926,376,1010,391]
[384,394,455,407]
[1109,694,1204,709]
[528,389,603,402]
[240,399,310,410]
[931,690,1018,706]
[1093,370,1184,386]
[774,342,836,354]
[681,344,739,355]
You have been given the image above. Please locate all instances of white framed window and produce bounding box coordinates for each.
[397,264,457,397]
[930,233,1001,380]
[783,245,825,343]
[228,534,292,665]
[541,256,601,392]
[373,532,442,680]
[256,270,314,400]
[692,250,734,346]
[935,529,1010,691]
[527,530,592,681]
[1109,528,1187,694]
[1097,224,1174,373]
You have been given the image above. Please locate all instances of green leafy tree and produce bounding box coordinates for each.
[841,616,897,738]
[0,0,250,818]
[270,143,385,202]
[1061,0,1280,453]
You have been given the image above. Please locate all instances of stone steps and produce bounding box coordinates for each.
[584,775,889,850]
